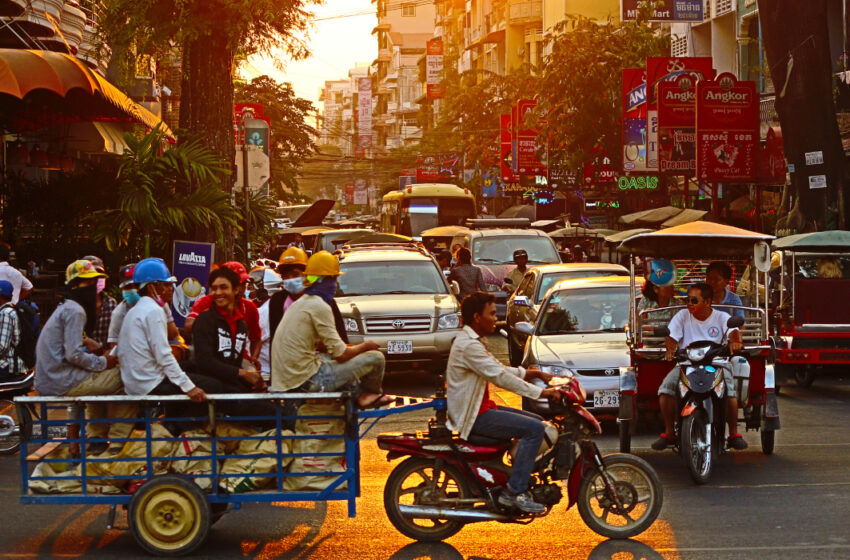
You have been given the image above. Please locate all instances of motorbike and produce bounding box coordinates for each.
[0,371,34,454]
[378,376,663,542]
[655,315,747,484]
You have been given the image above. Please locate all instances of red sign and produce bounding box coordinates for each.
[416,153,459,182]
[344,183,354,205]
[696,73,759,182]
[500,114,518,183]
[757,126,787,185]
[583,148,616,186]
[515,98,546,175]
[657,74,698,173]
[426,38,445,100]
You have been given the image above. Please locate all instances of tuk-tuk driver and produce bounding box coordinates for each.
[652,282,748,451]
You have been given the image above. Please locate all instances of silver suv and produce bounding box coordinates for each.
[335,244,462,374]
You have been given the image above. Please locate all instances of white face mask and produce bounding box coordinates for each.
[96,278,106,294]
[282,276,306,295]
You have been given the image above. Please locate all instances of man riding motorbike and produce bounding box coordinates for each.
[446,291,560,514]
[652,282,747,451]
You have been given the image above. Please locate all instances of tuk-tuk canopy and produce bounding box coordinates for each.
[605,228,653,244]
[420,225,470,237]
[618,221,774,258]
[772,230,850,252]
[548,226,606,239]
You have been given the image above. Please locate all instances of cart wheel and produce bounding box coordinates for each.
[129,475,210,557]
[794,367,816,388]
[618,420,631,453]
[761,429,775,455]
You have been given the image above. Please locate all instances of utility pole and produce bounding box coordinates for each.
[240,111,251,261]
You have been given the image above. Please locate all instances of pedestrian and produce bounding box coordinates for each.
[0,244,32,303]
[34,260,135,451]
[0,280,25,380]
[449,247,486,303]
[83,255,117,349]
[271,251,390,408]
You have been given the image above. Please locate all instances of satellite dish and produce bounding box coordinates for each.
[754,241,771,272]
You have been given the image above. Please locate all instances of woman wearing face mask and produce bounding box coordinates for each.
[106,264,138,351]
[83,255,117,351]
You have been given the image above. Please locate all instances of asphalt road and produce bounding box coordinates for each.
[2,336,850,559]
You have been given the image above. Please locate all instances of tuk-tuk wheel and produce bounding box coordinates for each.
[761,429,775,455]
[618,420,631,453]
[129,475,210,557]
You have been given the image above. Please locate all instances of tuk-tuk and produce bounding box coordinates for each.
[771,230,850,388]
[617,222,780,458]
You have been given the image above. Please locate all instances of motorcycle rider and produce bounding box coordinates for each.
[447,291,560,514]
[652,282,747,451]
[503,249,529,293]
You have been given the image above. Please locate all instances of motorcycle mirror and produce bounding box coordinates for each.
[497,328,509,338]
[727,316,745,329]
[754,241,771,272]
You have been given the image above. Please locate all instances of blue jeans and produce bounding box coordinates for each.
[469,406,544,494]
[303,350,386,394]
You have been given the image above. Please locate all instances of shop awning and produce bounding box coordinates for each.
[65,121,131,155]
[0,48,171,135]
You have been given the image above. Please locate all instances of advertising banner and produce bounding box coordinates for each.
[622,0,703,22]
[515,98,546,175]
[344,183,355,205]
[757,126,787,185]
[416,153,459,182]
[622,68,648,172]
[481,172,500,198]
[696,73,759,182]
[646,57,713,170]
[171,241,215,328]
[657,74,698,173]
[426,38,445,100]
[500,113,519,183]
[399,168,417,188]
[357,77,372,152]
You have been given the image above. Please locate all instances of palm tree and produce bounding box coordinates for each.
[91,127,238,257]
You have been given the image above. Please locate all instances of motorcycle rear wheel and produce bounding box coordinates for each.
[681,410,712,484]
[384,457,473,542]
[0,398,32,455]
[577,453,663,539]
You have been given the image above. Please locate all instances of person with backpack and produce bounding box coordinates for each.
[0,281,24,380]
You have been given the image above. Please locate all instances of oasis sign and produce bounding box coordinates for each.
[617,175,659,191]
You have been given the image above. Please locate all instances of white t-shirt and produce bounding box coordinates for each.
[0,262,32,304]
[668,308,736,348]
[257,300,271,379]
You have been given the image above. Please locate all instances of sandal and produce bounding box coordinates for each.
[727,434,748,450]
[357,393,396,409]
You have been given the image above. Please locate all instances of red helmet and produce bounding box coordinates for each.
[221,261,250,282]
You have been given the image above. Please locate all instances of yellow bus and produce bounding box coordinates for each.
[380,183,476,239]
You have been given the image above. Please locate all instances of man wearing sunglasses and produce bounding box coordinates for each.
[652,282,747,451]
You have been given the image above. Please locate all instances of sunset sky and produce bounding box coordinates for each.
[247,0,379,108]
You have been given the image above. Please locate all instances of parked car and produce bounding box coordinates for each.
[514,275,631,419]
[335,244,462,374]
[504,263,629,365]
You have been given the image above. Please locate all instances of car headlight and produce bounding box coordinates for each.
[537,364,576,379]
[344,317,360,333]
[686,345,711,362]
[437,313,460,330]
[485,283,501,292]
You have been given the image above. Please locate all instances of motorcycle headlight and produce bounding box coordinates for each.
[686,345,711,362]
[344,317,360,333]
[437,313,460,330]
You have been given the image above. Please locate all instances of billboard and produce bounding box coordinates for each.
[657,74,698,173]
[622,68,648,172]
[515,98,546,175]
[696,73,759,182]
[357,77,372,152]
[426,38,445,99]
[171,241,214,328]
[622,0,703,22]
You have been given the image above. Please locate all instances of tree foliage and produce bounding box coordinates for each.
[234,75,317,203]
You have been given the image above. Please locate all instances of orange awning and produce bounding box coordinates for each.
[0,49,171,135]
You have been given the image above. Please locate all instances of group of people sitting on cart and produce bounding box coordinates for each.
[32,249,389,456]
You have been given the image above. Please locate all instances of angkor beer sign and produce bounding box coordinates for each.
[658,74,698,173]
[622,68,648,172]
[696,73,758,182]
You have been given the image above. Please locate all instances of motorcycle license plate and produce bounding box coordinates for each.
[387,340,413,354]
[593,390,619,408]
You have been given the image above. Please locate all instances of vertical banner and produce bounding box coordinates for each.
[515,98,547,175]
[646,57,713,170]
[344,183,355,205]
[696,73,759,182]
[353,178,368,205]
[171,241,215,328]
[622,68,648,172]
[426,38,445,99]
[500,114,518,183]
[357,77,372,152]
[657,74,698,173]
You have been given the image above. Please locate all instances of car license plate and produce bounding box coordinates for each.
[593,390,619,408]
[387,340,413,354]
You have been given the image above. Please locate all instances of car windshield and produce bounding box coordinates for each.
[337,261,449,296]
[537,287,630,335]
[536,271,624,303]
[471,236,559,265]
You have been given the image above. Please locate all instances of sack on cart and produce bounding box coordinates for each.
[220,428,294,493]
[285,402,347,491]
[86,424,176,489]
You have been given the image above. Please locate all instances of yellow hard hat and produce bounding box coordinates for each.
[304,250,343,277]
[65,259,107,285]
[770,251,781,271]
[279,246,308,267]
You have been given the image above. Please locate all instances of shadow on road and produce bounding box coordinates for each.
[385,539,664,560]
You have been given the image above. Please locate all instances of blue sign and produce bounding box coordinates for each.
[481,172,500,198]
[171,240,215,328]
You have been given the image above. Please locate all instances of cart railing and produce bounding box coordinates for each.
[636,305,768,352]
[14,392,442,517]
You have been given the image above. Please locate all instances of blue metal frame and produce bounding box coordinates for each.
[16,393,445,519]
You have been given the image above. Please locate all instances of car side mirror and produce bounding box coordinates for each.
[653,325,670,337]
[514,321,534,337]
[727,315,745,328]
[513,295,530,307]
[450,280,460,296]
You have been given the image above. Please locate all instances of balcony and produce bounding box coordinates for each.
[4,0,63,39]
[0,0,26,18]
[40,1,85,53]
[713,0,733,17]
[377,48,392,63]
[508,0,542,24]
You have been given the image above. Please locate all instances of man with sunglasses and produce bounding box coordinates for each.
[652,282,747,451]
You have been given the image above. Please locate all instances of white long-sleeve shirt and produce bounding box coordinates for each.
[117,296,195,395]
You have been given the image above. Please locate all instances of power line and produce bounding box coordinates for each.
[313,0,436,22]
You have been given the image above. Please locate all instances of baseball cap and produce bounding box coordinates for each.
[0,280,13,299]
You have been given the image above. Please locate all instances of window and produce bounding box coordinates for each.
[402,3,415,16]
[338,261,448,296]
[538,287,630,335]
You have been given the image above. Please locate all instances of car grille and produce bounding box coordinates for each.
[364,316,432,334]
[576,368,620,377]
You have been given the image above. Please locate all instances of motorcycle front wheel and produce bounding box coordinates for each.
[384,457,473,542]
[681,409,712,484]
[576,453,663,539]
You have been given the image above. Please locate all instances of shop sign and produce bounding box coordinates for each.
[617,175,659,191]
[757,126,786,185]
[416,153,459,182]
[622,68,649,172]
[357,78,372,152]
[622,0,703,22]
[515,98,547,175]
[583,149,616,186]
[657,74,698,173]
[696,73,759,182]
[809,175,827,189]
[426,38,444,99]
[344,183,354,205]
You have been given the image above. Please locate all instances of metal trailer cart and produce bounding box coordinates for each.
[15,392,439,556]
